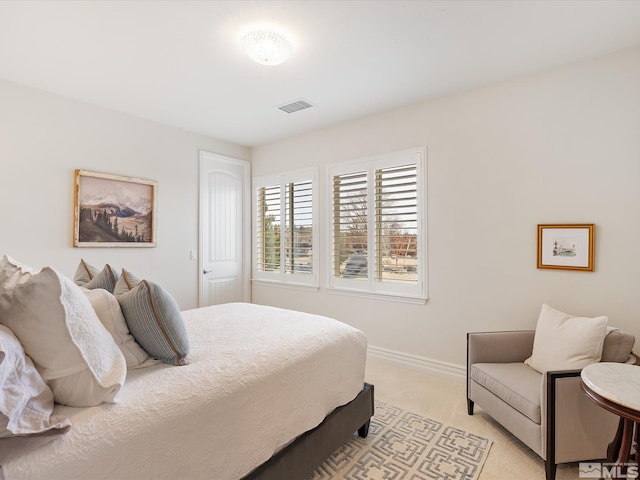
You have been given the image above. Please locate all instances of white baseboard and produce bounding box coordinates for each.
[367,345,466,384]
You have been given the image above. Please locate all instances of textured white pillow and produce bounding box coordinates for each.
[0,255,126,407]
[524,303,609,373]
[0,324,70,437]
[84,288,156,369]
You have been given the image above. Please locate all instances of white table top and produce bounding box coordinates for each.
[581,363,640,412]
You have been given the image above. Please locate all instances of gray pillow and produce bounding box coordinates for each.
[74,260,119,292]
[114,270,189,366]
[112,268,142,297]
[601,328,636,363]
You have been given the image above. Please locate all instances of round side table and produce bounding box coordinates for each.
[581,363,640,469]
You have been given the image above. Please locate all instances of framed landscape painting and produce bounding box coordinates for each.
[537,224,595,271]
[74,169,157,247]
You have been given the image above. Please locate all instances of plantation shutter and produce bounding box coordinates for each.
[256,185,281,272]
[284,180,313,276]
[253,169,317,287]
[375,164,418,284]
[332,171,368,279]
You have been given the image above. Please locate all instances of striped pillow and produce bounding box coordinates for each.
[113,268,142,297]
[74,260,119,292]
[114,270,189,366]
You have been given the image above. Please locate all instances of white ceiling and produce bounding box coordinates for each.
[2,1,640,147]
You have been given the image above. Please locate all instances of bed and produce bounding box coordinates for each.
[0,257,374,480]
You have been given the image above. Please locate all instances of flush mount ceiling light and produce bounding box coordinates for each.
[240,28,293,66]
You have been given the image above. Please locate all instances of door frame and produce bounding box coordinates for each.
[198,150,251,307]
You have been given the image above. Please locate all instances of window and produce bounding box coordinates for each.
[253,169,317,286]
[329,148,426,301]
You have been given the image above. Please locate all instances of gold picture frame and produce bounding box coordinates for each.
[537,224,595,271]
[74,169,157,247]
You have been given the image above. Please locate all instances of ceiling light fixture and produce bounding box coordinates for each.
[240,28,293,66]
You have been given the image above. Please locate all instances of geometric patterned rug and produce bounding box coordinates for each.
[312,401,492,480]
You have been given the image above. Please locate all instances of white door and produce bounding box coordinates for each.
[199,151,250,307]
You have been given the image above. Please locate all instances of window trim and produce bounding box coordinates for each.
[252,168,319,287]
[326,148,428,302]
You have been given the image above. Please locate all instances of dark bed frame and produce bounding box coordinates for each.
[241,383,374,480]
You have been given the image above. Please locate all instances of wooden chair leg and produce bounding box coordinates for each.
[545,459,556,480]
[608,417,625,462]
[635,421,639,466]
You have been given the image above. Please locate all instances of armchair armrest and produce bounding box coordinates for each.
[542,369,619,480]
[467,330,535,366]
[466,330,536,416]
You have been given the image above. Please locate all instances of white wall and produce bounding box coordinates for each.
[2,46,639,370]
[0,79,250,310]
[251,46,640,367]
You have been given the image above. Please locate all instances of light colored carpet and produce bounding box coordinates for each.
[362,357,583,479]
[312,401,492,480]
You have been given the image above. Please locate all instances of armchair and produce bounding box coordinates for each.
[467,329,635,480]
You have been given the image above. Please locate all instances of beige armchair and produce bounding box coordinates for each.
[467,329,635,480]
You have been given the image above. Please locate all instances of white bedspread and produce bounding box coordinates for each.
[1,303,367,480]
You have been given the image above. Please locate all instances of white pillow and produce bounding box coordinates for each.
[84,288,157,369]
[0,255,126,407]
[0,324,70,437]
[524,303,609,373]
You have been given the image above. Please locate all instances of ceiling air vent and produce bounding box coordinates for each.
[277,99,314,114]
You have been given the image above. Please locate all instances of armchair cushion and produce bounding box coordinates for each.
[524,304,608,374]
[470,362,542,424]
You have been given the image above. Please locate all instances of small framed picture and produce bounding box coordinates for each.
[537,224,595,271]
[74,169,157,247]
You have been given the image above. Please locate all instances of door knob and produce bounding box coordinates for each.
[203,269,212,275]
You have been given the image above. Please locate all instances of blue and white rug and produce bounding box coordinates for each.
[313,401,492,480]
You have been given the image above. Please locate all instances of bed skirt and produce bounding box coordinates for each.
[242,383,375,480]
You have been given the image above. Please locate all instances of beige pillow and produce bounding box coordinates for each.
[84,288,156,369]
[525,303,609,373]
[0,255,126,407]
[0,324,70,437]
